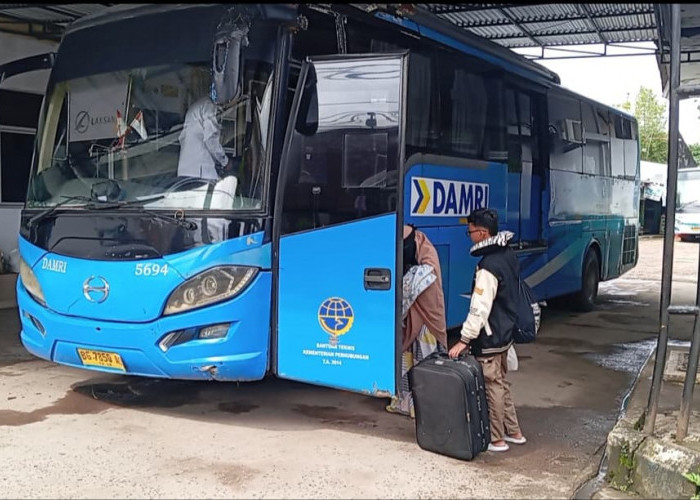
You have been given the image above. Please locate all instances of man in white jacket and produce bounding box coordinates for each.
[176,95,238,244]
[177,95,231,180]
[449,208,526,453]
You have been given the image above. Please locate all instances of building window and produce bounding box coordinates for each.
[0,129,35,203]
[0,90,42,204]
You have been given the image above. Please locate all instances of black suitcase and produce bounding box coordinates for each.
[409,351,490,460]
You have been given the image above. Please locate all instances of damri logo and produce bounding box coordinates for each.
[410,176,489,217]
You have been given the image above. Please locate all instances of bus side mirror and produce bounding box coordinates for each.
[295,64,318,136]
[0,52,55,87]
[211,8,250,105]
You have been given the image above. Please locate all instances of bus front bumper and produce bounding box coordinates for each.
[17,273,271,381]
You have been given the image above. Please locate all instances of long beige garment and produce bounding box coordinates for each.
[402,226,447,351]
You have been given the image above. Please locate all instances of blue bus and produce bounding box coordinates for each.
[9,4,639,396]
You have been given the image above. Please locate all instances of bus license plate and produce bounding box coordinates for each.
[77,348,125,371]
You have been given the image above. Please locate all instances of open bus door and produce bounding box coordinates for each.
[272,54,406,396]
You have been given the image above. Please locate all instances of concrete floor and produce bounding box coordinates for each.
[0,237,698,499]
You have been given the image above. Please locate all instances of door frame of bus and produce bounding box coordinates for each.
[270,53,407,395]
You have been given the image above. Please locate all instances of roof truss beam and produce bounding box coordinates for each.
[496,6,544,48]
[577,4,607,45]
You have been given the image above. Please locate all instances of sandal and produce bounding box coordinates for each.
[487,442,509,452]
[504,435,527,444]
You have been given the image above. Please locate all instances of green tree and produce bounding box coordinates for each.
[615,86,668,163]
[689,143,700,164]
[617,93,632,113]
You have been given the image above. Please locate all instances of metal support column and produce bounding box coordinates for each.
[645,3,682,436]
[674,247,700,441]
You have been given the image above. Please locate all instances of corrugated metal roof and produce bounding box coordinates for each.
[0,3,670,60]
[0,3,110,22]
[0,4,113,40]
[419,3,658,49]
[0,3,660,48]
[5,6,700,108]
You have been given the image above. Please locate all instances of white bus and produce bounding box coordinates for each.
[677,167,700,241]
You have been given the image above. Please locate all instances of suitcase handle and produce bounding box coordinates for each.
[427,351,471,361]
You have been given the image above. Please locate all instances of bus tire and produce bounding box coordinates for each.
[572,250,600,312]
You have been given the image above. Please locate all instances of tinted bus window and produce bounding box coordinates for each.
[485,78,507,162]
[444,66,487,157]
[406,51,439,153]
[436,52,504,161]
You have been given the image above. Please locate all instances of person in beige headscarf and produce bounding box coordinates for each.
[386,225,447,417]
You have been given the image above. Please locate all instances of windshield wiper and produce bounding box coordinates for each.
[88,196,198,231]
[141,209,198,231]
[28,195,198,231]
[27,195,93,227]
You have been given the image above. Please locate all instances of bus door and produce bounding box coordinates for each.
[506,88,544,244]
[272,54,406,396]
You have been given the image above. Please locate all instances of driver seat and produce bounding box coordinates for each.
[207,175,238,210]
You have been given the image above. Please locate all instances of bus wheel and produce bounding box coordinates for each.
[572,250,600,312]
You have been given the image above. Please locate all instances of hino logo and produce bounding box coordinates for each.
[83,276,110,303]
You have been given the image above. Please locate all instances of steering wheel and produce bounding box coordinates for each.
[164,176,216,196]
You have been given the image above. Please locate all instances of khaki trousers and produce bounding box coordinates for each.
[476,350,521,442]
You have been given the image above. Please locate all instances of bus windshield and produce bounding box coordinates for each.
[678,169,700,213]
[27,59,274,212]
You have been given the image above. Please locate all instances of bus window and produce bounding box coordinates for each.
[406,51,439,155]
[614,115,633,140]
[624,131,639,179]
[342,132,388,188]
[548,92,583,173]
[438,53,487,158]
[611,115,636,179]
[611,120,626,178]
[506,89,521,172]
[281,57,401,234]
[485,78,507,162]
[506,87,543,243]
[582,101,611,176]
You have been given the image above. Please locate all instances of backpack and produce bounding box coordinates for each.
[512,278,541,343]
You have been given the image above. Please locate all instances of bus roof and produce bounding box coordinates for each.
[62,2,630,124]
[374,5,562,87]
[66,3,297,35]
[66,3,561,87]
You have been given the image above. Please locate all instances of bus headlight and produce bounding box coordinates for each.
[19,258,46,306]
[163,266,258,315]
